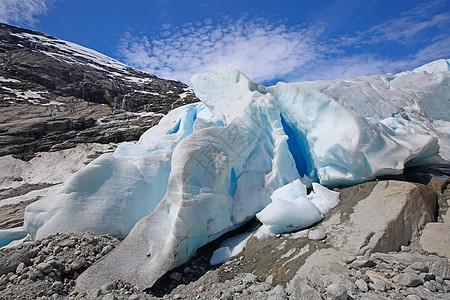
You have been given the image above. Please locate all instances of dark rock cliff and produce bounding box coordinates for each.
[0,23,198,158]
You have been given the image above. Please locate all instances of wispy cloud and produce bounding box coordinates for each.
[292,55,409,83]
[119,18,324,85]
[119,1,449,85]
[349,0,450,45]
[412,35,450,65]
[0,0,55,26]
[318,0,450,79]
[296,0,450,82]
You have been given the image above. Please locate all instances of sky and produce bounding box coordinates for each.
[0,0,449,86]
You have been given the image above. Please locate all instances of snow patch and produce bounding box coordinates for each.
[1,87,48,102]
[42,101,67,106]
[12,32,130,71]
[134,91,160,96]
[0,77,20,83]
[178,91,189,99]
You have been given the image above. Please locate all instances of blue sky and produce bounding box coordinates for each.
[1,0,449,86]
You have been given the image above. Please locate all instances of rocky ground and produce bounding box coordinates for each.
[1,231,449,300]
[160,248,450,300]
[0,232,125,299]
[0,174,449,299]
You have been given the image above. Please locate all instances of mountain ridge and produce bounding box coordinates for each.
[0,22,198,158]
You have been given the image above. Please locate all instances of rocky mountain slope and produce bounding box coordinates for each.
[0,23,198,158]
[0,23,198,246]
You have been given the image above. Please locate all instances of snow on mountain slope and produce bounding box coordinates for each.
[13,60,450,290]
[0,23,197,111]
[0,23,198,157]
[10,32,125,72]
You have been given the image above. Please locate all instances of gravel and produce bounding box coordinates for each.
[0,230,449,299]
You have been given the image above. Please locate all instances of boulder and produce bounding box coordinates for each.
[318,180,437,255]
[326,283,348,300]
[288,181,436,287]
[392,273,424,287]
[237,180,437,288]
[419,223,450,258]
[0,248,31,276]
[427,174,450,194]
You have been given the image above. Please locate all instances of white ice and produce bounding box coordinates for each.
[256,179,340,234]
[0,227,27,248]
[11,60,448,290]
[210,232,252,265]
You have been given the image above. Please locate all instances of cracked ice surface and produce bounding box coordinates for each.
[19,60,449,290]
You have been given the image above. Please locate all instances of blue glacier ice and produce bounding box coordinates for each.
[256,180,340,235]
[13,59,449,290]
[24,103,211,239]
[210,232,252,265]
[0,227,27,248]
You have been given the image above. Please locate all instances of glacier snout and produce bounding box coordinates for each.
[18,63,448,290]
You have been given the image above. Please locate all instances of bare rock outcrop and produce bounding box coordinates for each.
[0,23,198,158]
[222,180,437,289]
[419,176,450,258]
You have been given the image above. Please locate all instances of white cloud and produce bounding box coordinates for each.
[292,55,409,83]
[119,18,324,85]
[0,0,55,26]
[412,35,450,66]
[118,1,449,85]
[345,0,450,46]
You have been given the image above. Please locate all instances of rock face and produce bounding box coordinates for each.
[0,22,198,233]
[229,180,437,288]
[0,23,198,157]
[419,178,450,258]
[316,180,437,256]
[420,223,450,259]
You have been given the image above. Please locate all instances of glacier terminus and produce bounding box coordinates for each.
[1,59,448,290]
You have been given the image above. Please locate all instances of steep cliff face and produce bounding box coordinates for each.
[0,23,198,158]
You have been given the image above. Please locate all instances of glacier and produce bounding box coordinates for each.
[8,59,447,290]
